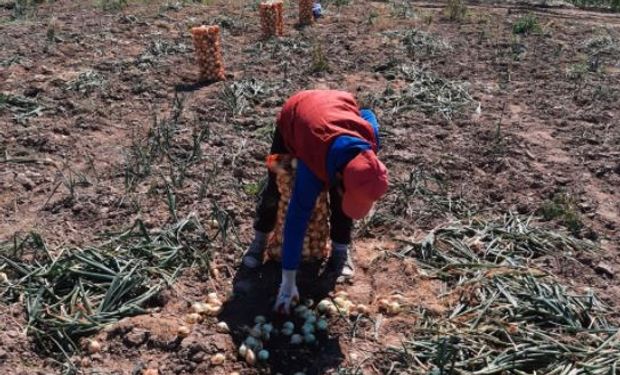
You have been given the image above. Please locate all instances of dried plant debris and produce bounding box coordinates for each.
[379,215,617,374]
[0,92,45,123]
[384,65,474,120]
[0,214,229,361]
[219,79,278,116]
[64,70,107,95]
[383,29,452,57]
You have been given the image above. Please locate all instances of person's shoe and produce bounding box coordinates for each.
[338,253,355,283]
[323,244,355,284]
[242,249,263,269]
[242,231,267,269]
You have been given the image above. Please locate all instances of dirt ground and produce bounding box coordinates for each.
[1,0,619,374]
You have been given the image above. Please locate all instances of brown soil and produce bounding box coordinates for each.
[1,0,619,374]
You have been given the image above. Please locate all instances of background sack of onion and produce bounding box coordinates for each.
[265,154,330,262]
[259,1,284,39]
[190,25,225,82]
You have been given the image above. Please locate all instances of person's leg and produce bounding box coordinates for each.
[324,185,354,281]
[243,129,287,268]
[328,185,352,244]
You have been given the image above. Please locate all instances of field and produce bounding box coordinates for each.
[1,0,619,374]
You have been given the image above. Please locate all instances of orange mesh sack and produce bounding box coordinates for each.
[298,0,314,26]
[259,1,284,39]
[265,154,331,262]
[190,25,225,82]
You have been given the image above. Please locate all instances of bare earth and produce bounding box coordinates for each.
[0,0,619,374]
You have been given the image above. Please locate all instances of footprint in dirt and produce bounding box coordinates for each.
[218,261,344,375]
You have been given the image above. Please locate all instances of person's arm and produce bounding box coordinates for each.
[275,160,323,314]
[281,160,323,270]
[360,109,380,151]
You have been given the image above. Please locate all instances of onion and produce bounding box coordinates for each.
[244,336,259,349]
[281,327,293,336]
[304,333,316,344]
[191,302,209,314]
[258,349,270,361]
[335,291,349,299]
[387,301,401,315]
[210,353,226,365]
[245,348,256,366]
[238,344,248,358]
[262,323,274,334]
[177,325,191,338]
[378,298,391,309]
[327,304,339,316]
[302,323,315,335]
[317,299,331,313]
[250,325,262,338]
[205,303,222,316]
[290,334,303,345]
[185,313,203,324]
[294,305,308,316]
[207,292,221,304]
[333,297,347,308]
[356,304,370,315]
[87,339,101,354]
[216,321,230,333]
[283,321,295,331]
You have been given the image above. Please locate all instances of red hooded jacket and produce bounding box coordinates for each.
[276,90,378,183]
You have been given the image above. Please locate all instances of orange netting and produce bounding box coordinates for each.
[190,25,225,82]
[298,0,314,26]
[259,1,284,39]
[264,154,331,261]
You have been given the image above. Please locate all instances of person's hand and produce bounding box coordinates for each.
[274,270,299,315]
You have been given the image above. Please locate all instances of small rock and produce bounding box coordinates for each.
[71,203,84,213]
[595,262,614,278]
[212,335,228,351]
[0,349,8,362]
[124,329,148,347]
[15,173,35,190]
[554,176,571,185]
[183,341,208,354]
[530,180,544,189]
[190,351,206,363]
[80,356,91,368]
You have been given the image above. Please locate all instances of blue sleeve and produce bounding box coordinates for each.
[281,160,323,270]
[360,109,380,151]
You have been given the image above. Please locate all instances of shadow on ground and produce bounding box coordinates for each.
[218,261,343,375]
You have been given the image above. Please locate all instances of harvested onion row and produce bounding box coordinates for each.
[259,1,284,39]
[298,0,314,26]
[190,25,225,82]
[265,154,330,261]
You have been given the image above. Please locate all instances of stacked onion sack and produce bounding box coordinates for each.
[298,0,314,26]
[265,154,330,261]
[190,25,225,82]
[259,1,284,39]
